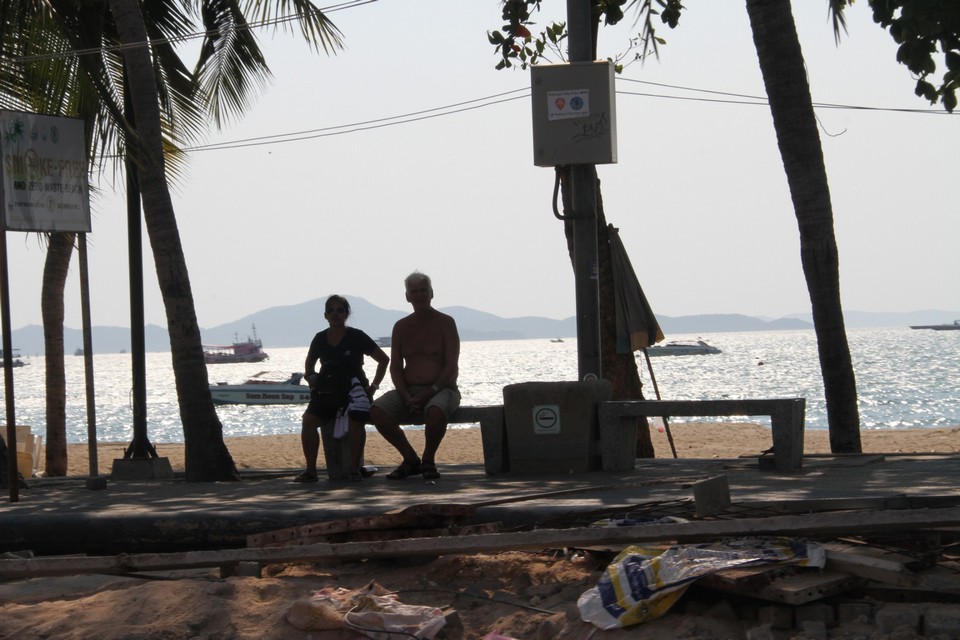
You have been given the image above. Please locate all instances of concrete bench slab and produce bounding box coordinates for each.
[599,398,806,472]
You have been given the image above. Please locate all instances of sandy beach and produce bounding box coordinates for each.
[63,422,960,477]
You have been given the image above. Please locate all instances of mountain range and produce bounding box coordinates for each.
[8,297,958,356]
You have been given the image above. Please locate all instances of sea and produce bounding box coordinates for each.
[3,327,958,444]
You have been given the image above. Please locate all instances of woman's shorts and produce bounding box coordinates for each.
[372,385,461,423]
[304,377,371,422]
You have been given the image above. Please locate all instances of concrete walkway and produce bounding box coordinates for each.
[3,453,960,556]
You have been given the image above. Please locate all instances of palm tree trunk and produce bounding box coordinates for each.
[745,0,861,452]
[108,0,238,480]
[41,233,74,476]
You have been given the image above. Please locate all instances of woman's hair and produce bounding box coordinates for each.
[324,294,351,318]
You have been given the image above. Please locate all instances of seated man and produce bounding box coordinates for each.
[369,271,460,480]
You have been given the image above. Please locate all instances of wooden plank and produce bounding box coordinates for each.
[302,522,506,545]
[3,507,959,580]
[739,495,960,514]
[756,570,862,604]
[823,542,919,587]
[247,503,476,547]
[702,569,861,605]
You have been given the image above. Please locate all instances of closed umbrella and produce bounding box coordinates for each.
[609,225,664,352]
[608,225,676,457]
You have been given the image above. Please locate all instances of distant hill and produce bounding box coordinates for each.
[9,298,957,355]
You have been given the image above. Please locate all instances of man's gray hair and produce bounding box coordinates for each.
[405,270,432,290]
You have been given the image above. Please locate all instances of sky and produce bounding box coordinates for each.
[3,0,958,330]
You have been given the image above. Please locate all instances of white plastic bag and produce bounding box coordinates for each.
[344,594,446,640]
[578,537,825,629]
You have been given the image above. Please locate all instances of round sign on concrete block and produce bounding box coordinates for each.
[532,405,560,434]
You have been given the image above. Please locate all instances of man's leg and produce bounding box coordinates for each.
[421,406,448,467]
[369,406,420,464]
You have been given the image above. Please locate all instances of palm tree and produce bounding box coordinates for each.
[494,0,863,454]
[0,0,344,481]
[745,0,861,453]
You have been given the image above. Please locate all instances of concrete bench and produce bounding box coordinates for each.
[396,406,507,475]
[598,398,806,472]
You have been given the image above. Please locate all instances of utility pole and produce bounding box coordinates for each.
[567,0,602,381]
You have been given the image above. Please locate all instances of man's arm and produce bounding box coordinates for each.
[432,315,460,390]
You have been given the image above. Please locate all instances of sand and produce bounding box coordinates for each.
[4,423,956,639]
[64,422,960,477]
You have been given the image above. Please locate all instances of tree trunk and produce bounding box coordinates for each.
[557,167,655,458]
[108,0,238,480]
[41,233,74,476]
[745,0,861,452]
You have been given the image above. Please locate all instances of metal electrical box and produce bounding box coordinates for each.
[531,61,617,167]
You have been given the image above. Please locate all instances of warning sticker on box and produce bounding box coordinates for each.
[547,90,590,121]
[532,405,561,434]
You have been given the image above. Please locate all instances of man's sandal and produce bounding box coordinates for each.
[385,460,422,480]
[421,463,441,481]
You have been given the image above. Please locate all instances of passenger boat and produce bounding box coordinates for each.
[375,336,391,348]
[646,339,721,356]
[909,320,960,331]
[204,325,269,364]
[209,371,311,405]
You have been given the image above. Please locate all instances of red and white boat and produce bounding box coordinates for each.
[203,325,269,364]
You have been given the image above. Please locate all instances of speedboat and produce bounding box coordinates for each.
[210,371,311,405]
[646,340,721,357]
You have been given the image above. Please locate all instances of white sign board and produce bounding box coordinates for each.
[0,110,90,232]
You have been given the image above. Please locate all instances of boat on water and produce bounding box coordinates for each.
[910,320,960,331]
[550,338,564,343]
[1,349,28,367]
[375,336,391,348]
[210,371,311,405]
[646,339,721,357]
[204,325,269,364]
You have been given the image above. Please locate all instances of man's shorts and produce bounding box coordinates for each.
[372,385,461,423]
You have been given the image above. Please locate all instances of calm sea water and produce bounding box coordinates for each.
[3,327,958,444]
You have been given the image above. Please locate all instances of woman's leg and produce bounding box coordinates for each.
[300,412,323,476]
[348,418,366,474]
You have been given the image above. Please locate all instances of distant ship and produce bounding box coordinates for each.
[909,320,960,331]
[203,325,270,364]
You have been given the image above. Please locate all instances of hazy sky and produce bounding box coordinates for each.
[4,0,958,330]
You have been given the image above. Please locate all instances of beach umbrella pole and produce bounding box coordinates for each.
[642,349,678,458]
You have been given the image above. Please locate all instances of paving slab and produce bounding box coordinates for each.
[2,453,959,556]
